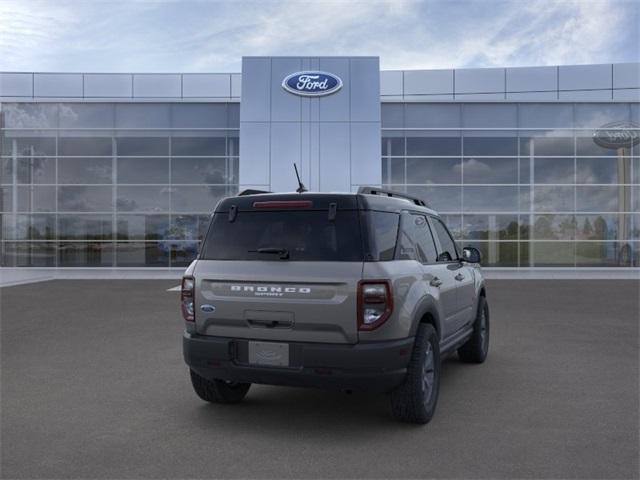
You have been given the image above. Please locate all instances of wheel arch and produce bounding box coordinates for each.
[410,297,442,340]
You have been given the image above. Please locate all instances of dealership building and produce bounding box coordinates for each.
[0,57,639,270]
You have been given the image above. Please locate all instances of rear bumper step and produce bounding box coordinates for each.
[183,332,414,392]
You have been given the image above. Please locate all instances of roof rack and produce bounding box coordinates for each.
[357,186,428,207]
[238,189,271,196]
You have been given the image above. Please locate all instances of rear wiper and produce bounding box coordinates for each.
[249,247,290,260]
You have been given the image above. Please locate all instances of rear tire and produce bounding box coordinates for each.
[189,369,251,404]
[458,296,489,363]
[390,324,440,424]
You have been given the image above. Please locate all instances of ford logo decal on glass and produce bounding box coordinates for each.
[200,304,216,313]
[593,121,640,149]
[282,71,343,97]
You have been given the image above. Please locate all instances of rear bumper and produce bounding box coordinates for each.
[183,332,414,392]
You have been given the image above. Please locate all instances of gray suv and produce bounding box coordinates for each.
[182,187,489,424]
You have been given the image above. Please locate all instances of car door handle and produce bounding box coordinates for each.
[454,273,465,281]
[429,277,443,287]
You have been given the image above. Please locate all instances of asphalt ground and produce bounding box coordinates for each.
[1,279,638,479]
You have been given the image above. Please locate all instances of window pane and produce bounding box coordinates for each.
[367,211,399,261]
[171,158,230,184]
[463,137,518,156]
[463,186,519,212]
[462,157,517,184]
[383,158,405,184]
[430,217,458,261]
[381,136,404,156]
[463,105,517,128]
[58,137,112,156]
[17,157,56,184]
[2,104,58,128]
[533,186,575,212]
[116,215,169,240]
[1,158,12,183]
[462,241,518,267]
[381,104,404,128]
[116,186,170,212]
[576,137,619,157]
[575,214,627,241]
[532,214,575,240]
[116,137,168,156]
[115,242,169,267]
[534,158,574,184]
[440,214,462,239]
[170,241,199,267]
[397,214,437,263]
[576,157,627,184]
[17,186,56,212]
[406,186,461,213]
[58,214,112,240]
[171,104,228,128]
[519,136,574,156]
[169,215,211,240]
[406,136,461,156]
[575,242,634,267]
[405,104,461,128]
[171,186,230,213]
[171,137,226,156]
[58,186,112,212]
[115,104,170,128]
[406,158,461,184]
[518,104,573,129]
[58,243,114,267]
[462,215,519,240]
[576,186,626,212]
[59,104,114,128]
[3,214,55,240]
[2,242,56,267]
[116,157,169,184]
[59,158,112,184]
[530,242,575,266]
[1,136,56,156]
[574,104,630,128]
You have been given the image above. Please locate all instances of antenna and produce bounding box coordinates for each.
[293,163,308,193]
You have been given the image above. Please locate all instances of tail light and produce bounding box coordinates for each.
[357,280,393,331]
[181,276,195,322]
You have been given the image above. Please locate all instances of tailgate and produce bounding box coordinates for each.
[194,260,363,344]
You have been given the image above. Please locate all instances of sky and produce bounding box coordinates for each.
[0,0,638,73]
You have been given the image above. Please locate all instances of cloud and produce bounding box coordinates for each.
[0,0,637,72]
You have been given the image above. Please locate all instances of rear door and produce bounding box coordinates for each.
[193,206,363,344]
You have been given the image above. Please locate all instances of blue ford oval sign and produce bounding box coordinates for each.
[282,71,343,97]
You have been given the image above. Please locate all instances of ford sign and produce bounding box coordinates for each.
[282,71,342,97]
[593,121,640,149]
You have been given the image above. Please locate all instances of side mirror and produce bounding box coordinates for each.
[462,247,481,264]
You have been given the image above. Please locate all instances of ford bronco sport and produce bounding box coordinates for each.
[182,187,489,424]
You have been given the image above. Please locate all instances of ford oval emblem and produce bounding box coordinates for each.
[282,71,343,97]
[593,121,640,149]
[200,304,216,313]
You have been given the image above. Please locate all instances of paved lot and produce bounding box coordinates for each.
[1,280,638,479]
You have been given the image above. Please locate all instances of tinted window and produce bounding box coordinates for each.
[366,211,399,261]
[397,214,438,263]
[430,218,458,261]
[201,211,362,262]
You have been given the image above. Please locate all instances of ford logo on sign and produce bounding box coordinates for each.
[593,121,640,149]
[282,71,342,97]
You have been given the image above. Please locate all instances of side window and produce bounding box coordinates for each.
[397,213,438,263]
[430,217,458,262]
[368,211,400,261]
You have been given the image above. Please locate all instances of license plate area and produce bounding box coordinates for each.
[248,341,289,367]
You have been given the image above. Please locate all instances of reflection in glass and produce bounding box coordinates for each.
[17,186,56,212]
[576,157,627,184]
[116,215,169,240]
[462,157,517,184]
[116,137,168,156]
[381,137,404,156]
[2,242,56,267]
[407,158,461,184]
[58,158,112,184]
[576,186,624,212]
[58,186,112,212]
[116,186,170,212]
[530,242,575,266]
[58,137,112,156]
[463,215,518,240]
[169,241,200,267]
[171,137,226,156]
[117,157,169,184]
[171,158,230,184]
[17,157,56,184]
[406,136,461,156]
[171,186,231,213]
[115,242,169,267]
[8,214,55,240]
[533,158,574,184]
[520,136,574,156]
[533,214,575,240]
[406,186,462,213]
[1,137,56,156]
[58,243,114,267]
[462,241,518,267]
[463,137,517,156]
[169,215,211,240]
[575,242,635,267]
[58,215,112,240]
[533,186,575,212]
[463,186,519,212]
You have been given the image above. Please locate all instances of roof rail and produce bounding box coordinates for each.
[357,186,428,207]
[238,189,271,196]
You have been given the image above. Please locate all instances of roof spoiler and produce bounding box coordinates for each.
[357,186,428,207]
[238,189,271,196]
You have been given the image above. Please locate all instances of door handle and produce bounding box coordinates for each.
[455,273,465,281]
[429,277,443,287]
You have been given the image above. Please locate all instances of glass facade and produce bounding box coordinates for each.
[1,100,638,268]
[382,103,640,267]
[0,102,239,267]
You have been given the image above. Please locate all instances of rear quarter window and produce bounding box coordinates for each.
[365,211,400,261]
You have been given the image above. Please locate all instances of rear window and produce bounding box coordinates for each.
[201,210,363,261]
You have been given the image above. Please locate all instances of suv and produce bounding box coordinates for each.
[182,187,489,424]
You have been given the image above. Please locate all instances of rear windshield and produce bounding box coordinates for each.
[201,210,363,261]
